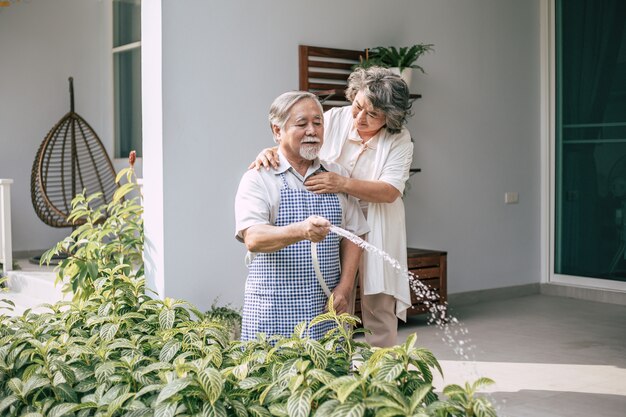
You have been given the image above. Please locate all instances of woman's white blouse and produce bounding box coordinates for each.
[321,106,414,321]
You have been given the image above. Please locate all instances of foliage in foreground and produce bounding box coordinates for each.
[0,165,496,416]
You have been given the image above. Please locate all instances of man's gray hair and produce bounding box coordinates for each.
[269,91,323,142]
[345,67,412,134]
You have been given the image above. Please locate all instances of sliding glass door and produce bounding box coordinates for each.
[554,0,626,285]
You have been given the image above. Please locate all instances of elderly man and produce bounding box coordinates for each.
[235,91,368,341]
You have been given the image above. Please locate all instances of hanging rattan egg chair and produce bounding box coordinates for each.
[31,77,118,228]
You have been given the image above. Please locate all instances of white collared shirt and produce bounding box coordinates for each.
[335,127,380,214]
[336,127,379,177]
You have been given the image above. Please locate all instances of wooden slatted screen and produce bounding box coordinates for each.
[298,45,366,110]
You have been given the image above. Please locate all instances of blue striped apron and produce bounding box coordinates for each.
[242,172,342,341]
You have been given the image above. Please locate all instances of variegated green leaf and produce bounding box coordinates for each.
[101,384,130,406]
[330,401,365,417]
[404,333,418,350]
[292,322,307,338]
[73,401,98,412]
[197,367,224,404]
[105,392,134,417]
[7,377,23,396]
[367,408,404,417]
[123,409,153,417]
[54,382,78,402]
[287,388,312,417]
[247,404,271,417]
[159,308,175,330]
[232,362,249,380]
[472,377,495,391]
[335,376,362,403]
[267,403,288,417]
[472,397,497,417]
[95,362,116,383]
[313,399,339,416]
[308,369,334,385]
[375,361,404,382]
[53,360,76,385]
[442,383,464,397]
[308,313,335,328]
[48,403,80,417]
[121,312,146,321]
[369,381,408,408]
[100,322,120,341]
[304,339,327,369]
[363,394,401,410]
[139,361,172,375]
[113,182,136,203]
[107,339,136,350]
[135,383,164,398]
[153,402,177,417]
[409,383,432,412]
[155,377,192,405]
[75,378,99,393]
[0,395,18,414]
[239,376,267,390]
[159,339,181,363]
[258,379,281,405]
[201,401,228,417]
[22,375,50,396]
[230,399,249,417]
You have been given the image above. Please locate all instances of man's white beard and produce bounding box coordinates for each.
[300,136,321,160]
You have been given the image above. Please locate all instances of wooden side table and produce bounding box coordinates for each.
[353,248,448,319]
[406,248,447,316]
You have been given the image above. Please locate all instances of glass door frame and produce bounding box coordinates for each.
[545,0,626,292]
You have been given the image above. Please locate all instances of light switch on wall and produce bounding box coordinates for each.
[505,192,519,204]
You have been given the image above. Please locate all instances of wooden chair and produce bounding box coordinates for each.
[298,45,366,110]
[31,77,117,228]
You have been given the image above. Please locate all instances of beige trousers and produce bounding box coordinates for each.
[359,282,398,348]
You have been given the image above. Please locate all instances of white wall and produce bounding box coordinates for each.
[1,0,542,310]
[159,0,542,309]
[0,0,110,253]
[0,0,142,255]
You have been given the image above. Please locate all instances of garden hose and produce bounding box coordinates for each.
[310,242,331,297]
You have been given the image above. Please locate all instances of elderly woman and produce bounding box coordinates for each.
[252,67,413,347]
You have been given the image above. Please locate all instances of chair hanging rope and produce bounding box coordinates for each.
[31,77,118,228]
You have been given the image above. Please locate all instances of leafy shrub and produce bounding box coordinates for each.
[41,167,144,302]
[0,289,495,416]
[0,161,497,416]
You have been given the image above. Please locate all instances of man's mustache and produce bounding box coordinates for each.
[301,136,321,144]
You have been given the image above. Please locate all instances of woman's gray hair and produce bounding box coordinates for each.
[345,66,412,134]
[269,91,323,142]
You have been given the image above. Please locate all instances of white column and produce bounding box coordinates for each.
[0,179,13,274]
[141,0,165,298]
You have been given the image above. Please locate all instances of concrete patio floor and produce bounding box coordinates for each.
[396,294,626,417]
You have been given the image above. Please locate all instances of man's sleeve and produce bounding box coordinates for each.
[234,171,271,242]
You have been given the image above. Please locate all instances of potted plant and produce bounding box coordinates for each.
[353,48,383,70]
[206,299,242,339]
[369,43,435,87]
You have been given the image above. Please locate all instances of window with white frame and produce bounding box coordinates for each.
[113,0,142,158]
